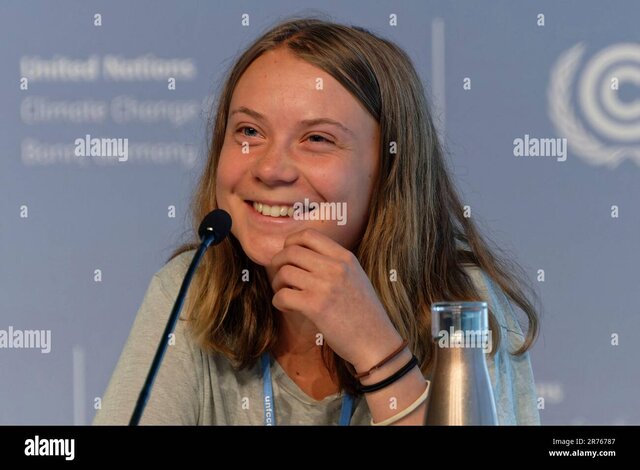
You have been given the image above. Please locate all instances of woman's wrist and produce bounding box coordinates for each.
[361,357,427,425]
[358,346,414,387]
[348,326,405,373]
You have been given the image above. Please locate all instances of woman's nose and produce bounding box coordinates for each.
[250,141,298,185]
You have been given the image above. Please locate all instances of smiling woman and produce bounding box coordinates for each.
[217,46,378,268]
[94,16,541,426]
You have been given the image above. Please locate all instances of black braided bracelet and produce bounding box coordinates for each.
[358,354,419,394]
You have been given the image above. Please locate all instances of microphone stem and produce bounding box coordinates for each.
[129,236,214,425]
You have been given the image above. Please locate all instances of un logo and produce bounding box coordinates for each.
[548,43,640,168]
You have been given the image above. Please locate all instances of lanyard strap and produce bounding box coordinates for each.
[261,353,276,425]
[261,352,354,426]
[338,390,354,426]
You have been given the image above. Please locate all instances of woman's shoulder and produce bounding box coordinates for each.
[153,249,197,297]
[460,263,527,352]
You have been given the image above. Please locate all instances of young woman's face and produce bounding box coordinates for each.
[216,48,380,266]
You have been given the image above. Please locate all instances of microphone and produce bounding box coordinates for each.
[129,209,232,425]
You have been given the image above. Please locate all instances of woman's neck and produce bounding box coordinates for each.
[275,310,319,353]
[273,311,340,400]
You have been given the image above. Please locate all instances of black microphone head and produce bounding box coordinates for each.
[198,209,232,245]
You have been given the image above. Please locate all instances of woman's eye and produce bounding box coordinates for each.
[236,127,333,145]
[237,126,259,138]
[307,134,333,144]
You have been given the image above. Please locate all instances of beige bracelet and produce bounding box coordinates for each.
[370,380,430,426]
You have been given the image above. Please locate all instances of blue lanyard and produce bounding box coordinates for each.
[261,353,354,426]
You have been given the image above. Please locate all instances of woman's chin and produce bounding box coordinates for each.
[240,238,284,267]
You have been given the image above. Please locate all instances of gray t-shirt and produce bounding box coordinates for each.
[93,250,541,425]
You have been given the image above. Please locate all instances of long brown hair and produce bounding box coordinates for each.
[171,16,540,395]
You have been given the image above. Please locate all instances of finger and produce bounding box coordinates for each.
[283,228,351,261]
[272,286,309,314]
[271,264,312,293]
[270,244,326,273]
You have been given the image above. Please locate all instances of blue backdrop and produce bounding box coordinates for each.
[1,0,638,424]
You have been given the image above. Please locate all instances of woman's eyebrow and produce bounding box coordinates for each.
[230,106,354,137]
[230,106,265,122]
[300,117,354,137]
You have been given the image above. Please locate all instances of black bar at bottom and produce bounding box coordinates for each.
[0,425,632,464]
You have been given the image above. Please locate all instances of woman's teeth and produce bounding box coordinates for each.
[252,201,295,218]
